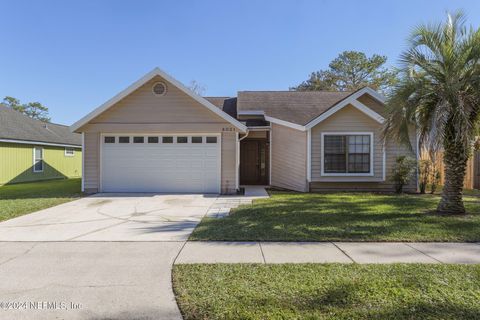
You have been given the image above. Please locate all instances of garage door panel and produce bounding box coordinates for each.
[101,135,221,193]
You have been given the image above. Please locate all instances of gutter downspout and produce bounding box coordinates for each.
[236,131,250,191]
[239,131,250,142]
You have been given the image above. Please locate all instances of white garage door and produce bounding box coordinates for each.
[101,134,221,193]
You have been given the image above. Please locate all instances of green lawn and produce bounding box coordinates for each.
[173,264,480,320]
[0,178,83,222]
[190,192,480,242]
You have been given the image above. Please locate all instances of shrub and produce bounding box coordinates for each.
[431,169,441,194]
[424,150,442,194]
[418,159,432,194]
[391,156,417,193]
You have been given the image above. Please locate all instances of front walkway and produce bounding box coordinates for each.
[175,241,480,264]
[205,185,269,218]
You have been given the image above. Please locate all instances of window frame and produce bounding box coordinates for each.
[191,136,203,144]
[321,132,374,177]
[176,136,188,144]
[206,136,218,144]
[104,136,115,144]
[162,136,173,144]
[133,136,145,144]
[64,147,75,157]
[33,147,44,173]
[118,136,130,144]
[147,136,159,144]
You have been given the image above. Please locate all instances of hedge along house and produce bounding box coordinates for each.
[71,68,418,194]
[0,105,82,185]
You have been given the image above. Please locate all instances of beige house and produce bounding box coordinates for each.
[71,68,417,194]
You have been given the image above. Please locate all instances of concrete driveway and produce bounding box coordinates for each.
[0,193,217,241]
[0,194,218,320]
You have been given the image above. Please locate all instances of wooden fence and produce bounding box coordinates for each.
[420,150,478,190]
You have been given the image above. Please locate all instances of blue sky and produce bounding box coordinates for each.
[1,0,480,125]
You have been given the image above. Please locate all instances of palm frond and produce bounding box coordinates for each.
[384,11,480,155]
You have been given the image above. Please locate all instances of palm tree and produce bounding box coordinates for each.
[384,12,480,214]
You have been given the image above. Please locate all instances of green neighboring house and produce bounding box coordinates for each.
[0,104,82,184]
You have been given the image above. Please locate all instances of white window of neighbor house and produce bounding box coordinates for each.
[65,147,75,156]
[33,147,44,172]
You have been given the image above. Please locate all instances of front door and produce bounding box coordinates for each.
[240,139,269,185]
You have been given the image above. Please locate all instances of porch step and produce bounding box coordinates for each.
[242,185,269,198]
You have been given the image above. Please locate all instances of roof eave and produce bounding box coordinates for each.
[0,138,81,148]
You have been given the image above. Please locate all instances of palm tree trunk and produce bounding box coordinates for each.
[437,141,468,215]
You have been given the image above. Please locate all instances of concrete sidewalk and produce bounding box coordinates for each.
[0,242,184,320]
[175,241,480,264]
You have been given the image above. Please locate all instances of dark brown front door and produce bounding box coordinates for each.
[240,139,269,185]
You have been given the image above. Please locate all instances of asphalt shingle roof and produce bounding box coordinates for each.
[237,91,356,125]
[0,105,81,146]
[204,97,231,109]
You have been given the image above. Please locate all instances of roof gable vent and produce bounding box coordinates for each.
[152,82,167,96]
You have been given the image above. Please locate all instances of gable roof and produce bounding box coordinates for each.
[70,68,247,133]
[204,96,231,109]
[237,90,353,126]
[204,97,238,119]
[0,105,81,147]
[304,87,385,129]
[236,87,385,130]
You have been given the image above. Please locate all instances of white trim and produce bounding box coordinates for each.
[70,67,247,133]
[235,132,240,191]
[382,144,386,182]
[351,100,386,123]
[0,138,81,148]
[99,132,222,194]
[237,110,265,116]
[269,129,272,185]
[152,81,167,96]
[246,126,271,131]
[64,147,75,157]
[312,178,385,183]
[33,146,44,173]
[362,87,386,103]
[100,133,221,138]
[99,134,103,192]
[237,131,250,188]
[81,133,85,192]
[305,88,386,129]
[307,128,311,181]
[320,132,374,177]
[264,116,306,131]
[218,133,222,194]
[238,131,250,142]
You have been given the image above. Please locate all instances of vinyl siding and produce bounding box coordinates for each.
[311,104,384,182]
[85,76,226,126]
[0,142,81,185]
[80,75,238,193]
[309,104,417,192]
[80,123,230,133]
[83,132,99,192]
[221,131,237,194]
[271,123,308,192]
